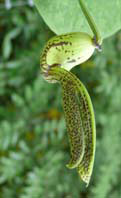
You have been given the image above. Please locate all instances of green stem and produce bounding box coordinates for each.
[79,0,102,46]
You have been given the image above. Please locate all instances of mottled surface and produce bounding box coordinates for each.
[48,68,96,186]
[61,79,85,169]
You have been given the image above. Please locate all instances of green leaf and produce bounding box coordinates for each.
[34,0,121,39]
[2,28,21,60]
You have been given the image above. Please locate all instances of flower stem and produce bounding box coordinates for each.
[79,0,102,46]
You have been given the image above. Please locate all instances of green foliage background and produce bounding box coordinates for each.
[0,2,121,198]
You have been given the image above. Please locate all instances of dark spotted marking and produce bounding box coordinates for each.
[67,59,76,64]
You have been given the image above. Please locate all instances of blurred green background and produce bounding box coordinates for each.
[0,1,121,198]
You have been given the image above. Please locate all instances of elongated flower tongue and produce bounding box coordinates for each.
[48,67,96,186]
